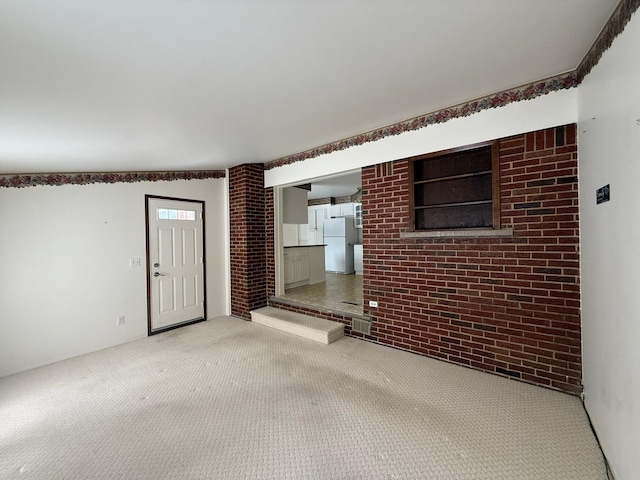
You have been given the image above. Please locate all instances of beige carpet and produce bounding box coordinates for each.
[1,316,605,479]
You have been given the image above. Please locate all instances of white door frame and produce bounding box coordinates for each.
[273,187,285,297]
[145,195,207,335]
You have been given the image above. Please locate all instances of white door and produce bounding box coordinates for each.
[147,197,205,333]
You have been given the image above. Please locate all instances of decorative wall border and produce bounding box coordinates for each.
[264,72,577,170]
[4,3,637,181]
[577,0,640,81]
[0,170,226,188]
[265,0,640,172]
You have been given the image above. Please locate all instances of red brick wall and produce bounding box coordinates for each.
[229,164,267,319]
[362,124,581,393]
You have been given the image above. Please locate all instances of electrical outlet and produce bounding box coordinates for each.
[369,300,378,308]
[129,258,141,267]
[117,315,125,326]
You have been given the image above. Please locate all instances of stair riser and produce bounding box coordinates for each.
[251,312,344,345]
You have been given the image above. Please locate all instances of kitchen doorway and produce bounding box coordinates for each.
[276,171,364,315]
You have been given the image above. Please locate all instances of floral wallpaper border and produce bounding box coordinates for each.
[3,2,638,182]
[266,0,640,171]
[264,72,577,170]
[0,170,226,189]
[577,0,640,81]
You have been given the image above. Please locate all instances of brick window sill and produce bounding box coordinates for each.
[399,228,514,239]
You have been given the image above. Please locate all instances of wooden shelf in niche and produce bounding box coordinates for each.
[410,142,500,231]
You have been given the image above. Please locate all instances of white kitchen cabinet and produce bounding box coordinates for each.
[344,202,355,217]
[284,255,296,284]
[354,203,362,228]
[283,248,310,287]
[307,205,329,245]
[283,249,309,287]
[284,246,326,288]
[296,254,310,281]
[308,206,329,229]
[329,202,354,217]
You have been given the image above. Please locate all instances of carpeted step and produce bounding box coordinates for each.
[250,306,344,344]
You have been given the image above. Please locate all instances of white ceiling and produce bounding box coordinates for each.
[0,0,619,174]
[305,171,362,200]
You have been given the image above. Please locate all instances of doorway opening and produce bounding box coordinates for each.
[145,195,207,335]
[275,171,363,316]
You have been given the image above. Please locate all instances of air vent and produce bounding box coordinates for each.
[352,318,371,335]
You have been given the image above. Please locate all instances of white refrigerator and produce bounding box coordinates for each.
[323,217,357,273]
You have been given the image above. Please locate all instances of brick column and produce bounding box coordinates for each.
[229,164,267,319]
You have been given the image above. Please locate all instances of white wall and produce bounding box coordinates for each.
[265,88,577,187]
[0,178,228,377]
[578,13,640,480]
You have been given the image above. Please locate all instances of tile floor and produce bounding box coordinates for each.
[281,273,363,315]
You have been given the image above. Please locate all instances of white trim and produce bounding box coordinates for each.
[224,169,232,316]
[273,187,285,297]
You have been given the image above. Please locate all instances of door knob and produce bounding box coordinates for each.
[154,272,166,277]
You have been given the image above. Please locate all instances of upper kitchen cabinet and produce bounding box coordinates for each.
[329,202,355,217]
[307,205,329,245]
[308,205,329,229]
[354,203,362,228]
[283,187,308,224]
